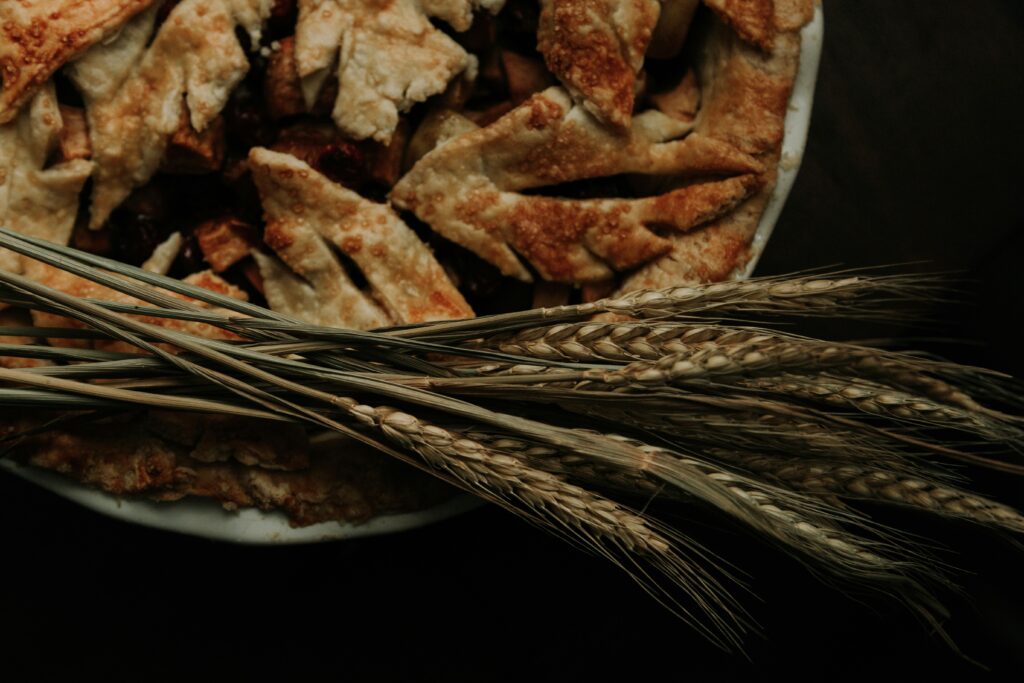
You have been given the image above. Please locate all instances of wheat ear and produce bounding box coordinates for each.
[475,323,986,410]
[562,406,928,471]
[734,374,1023,443]
[466,430,935,585]
[353,407,751,649]
[710,450,1024,533]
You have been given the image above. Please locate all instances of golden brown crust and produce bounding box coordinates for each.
[71,0,273,228]
[249,146,474,327]
[293,0,498,142]
[25,261,248,353]
[621,159,778,288]
[773,0,816,32]
[704,0,776,51]
[0,0,155,124]
[195,218,257,273]
[697,27,801,156]
[393,87,762,283]
[6,413,455,526]
[0,85,93,278]
[537,0,660,128]
[618,3,810,292]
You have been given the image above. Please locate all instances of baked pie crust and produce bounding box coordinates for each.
[69,1,273,228]
[294,0,505,142]
[0,0,816,528]
[536,0,660,128]
[0,84,93,277]
[621,0,812,290]
[0,0,154,124]
[391,86,763,282]
[249,146,472,327]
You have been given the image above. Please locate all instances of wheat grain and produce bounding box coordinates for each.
[596,273,940,320]
[735,374,1023,442]
[350,406,750,649]
[477,323,983,410]
[565,406,924,469]
[465,429,928,584]
[712,450,1024,533]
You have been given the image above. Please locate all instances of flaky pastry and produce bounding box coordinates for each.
[249,146,472,327]
[295,0,505,142]
[537,0,659,128]
[620,0,812,290]
[0,0,154,124]
[392,86,762,282]
[70,0,273,228]
[0,85,92,277]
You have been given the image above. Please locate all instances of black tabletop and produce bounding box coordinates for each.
[5,2,1024,678]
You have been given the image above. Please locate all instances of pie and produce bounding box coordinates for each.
[0,0,816,527]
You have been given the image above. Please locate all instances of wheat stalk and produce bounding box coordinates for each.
[734,374,1023,441]
[469,429,927,573]
[560,406,928,469]
[440,354,1022,454]
[474,323,989,410]
[0,227,1020,652]
[709,450,1024,532]
[596,273,945,319]
[379,271,946,344]
[465,429,950,626]
[367,409,756,648]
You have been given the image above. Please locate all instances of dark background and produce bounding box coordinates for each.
[4,1,1023,678]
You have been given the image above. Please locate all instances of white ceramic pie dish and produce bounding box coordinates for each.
[0,6,824,544]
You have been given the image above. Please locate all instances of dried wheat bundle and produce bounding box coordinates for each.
[1,227,1022,654]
